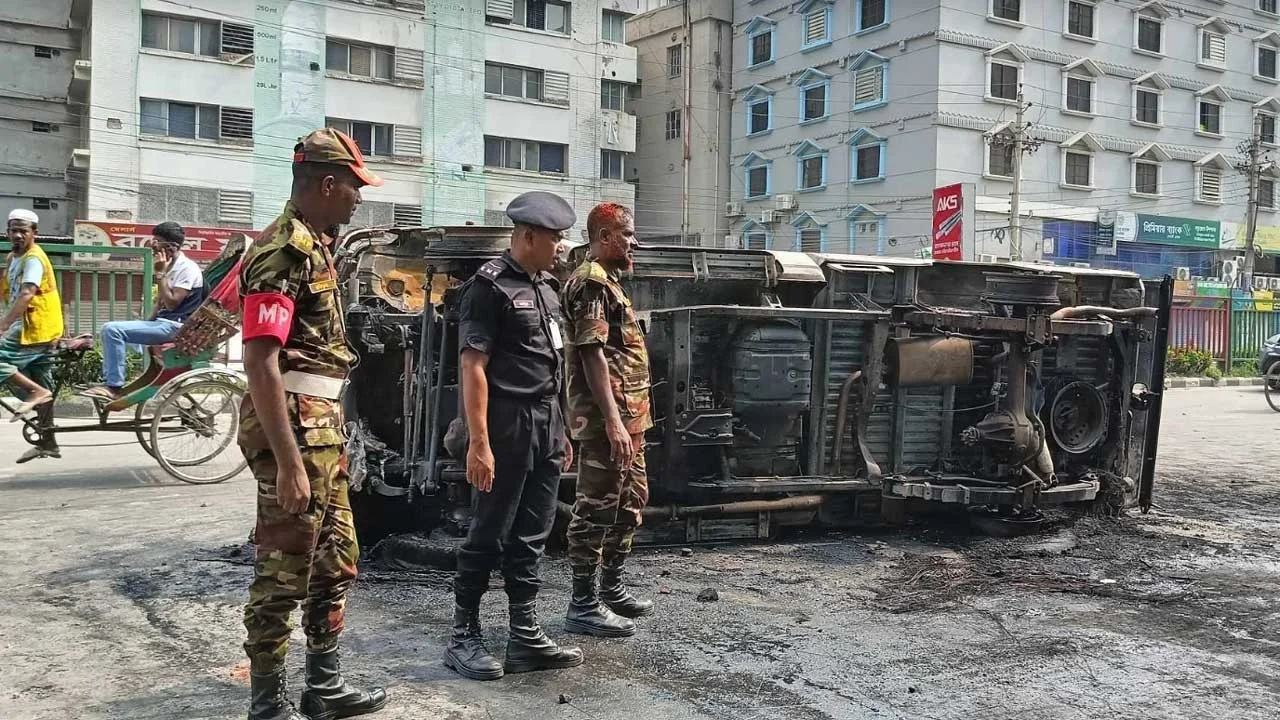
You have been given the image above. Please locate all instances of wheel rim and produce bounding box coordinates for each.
[151,379,247,484]
[1267,366,1280,412]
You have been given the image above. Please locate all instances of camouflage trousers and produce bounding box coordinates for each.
[243,445,359,674]
[565,436,649,567]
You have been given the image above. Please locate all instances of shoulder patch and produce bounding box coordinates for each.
[283,219,316,257]
[476,259,505,282]
[573,260,611,286]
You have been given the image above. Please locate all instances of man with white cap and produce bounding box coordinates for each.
[0,209,63,428]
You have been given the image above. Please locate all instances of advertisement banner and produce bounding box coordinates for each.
[931,184,963,260]
[73,221,249,266]
[1222,222,1280,254]
[1133,214,1220,248]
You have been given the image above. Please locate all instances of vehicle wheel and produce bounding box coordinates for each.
[1266,364,1280,412]
[135,395,159,458]
[151,379,247,484]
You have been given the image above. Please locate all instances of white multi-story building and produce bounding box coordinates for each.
[627,0,735,244]
[69,0,639,237]
[726,1,1280,278]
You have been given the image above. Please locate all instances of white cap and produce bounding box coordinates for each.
[7,209,38,225]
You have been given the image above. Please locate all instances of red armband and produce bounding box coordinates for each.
[242,292,295,344]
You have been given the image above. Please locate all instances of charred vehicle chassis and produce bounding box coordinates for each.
[334,226,1171,548]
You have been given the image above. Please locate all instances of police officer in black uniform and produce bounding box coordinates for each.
[444,191,584,681]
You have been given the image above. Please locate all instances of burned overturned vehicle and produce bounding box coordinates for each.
[333,225,1170,548]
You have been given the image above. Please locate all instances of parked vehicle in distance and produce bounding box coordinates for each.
[1260,333,1280,376]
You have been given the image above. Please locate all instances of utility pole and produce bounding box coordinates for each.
[991,91,1040,261]
[1236,115,1269,291]
[680,0,692,245]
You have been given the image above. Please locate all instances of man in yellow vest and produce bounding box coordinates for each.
[0,209,64,425]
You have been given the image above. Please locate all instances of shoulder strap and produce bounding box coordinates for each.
[475,258,505,284]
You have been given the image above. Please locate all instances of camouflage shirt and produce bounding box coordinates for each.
[237,201,352,451]
[562,258,652,441]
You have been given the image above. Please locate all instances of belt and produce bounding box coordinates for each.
[282,370,346,400]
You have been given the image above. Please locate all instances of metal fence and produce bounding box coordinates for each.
[1168,295,1280,368]
[50,245,155,336]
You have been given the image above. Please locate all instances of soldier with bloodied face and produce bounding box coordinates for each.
[560,202,655,638]
[237,128,387,720]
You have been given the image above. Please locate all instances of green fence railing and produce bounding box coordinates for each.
[1,242,154,337]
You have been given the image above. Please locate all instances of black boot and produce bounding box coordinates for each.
[564,564,636,638]
[248,668,308,720]
[599,555,654,619]
[298,647,387,720]
[443,604,504,681]
[504,599,585,674]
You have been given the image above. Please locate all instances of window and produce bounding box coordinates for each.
[857,0,886,32]
[1198,168,1224,203]
[1260,45,1278,80]
[1134,86,1161,125]
[483,136,567,174]
[848,211,883,254]
[743,153,770,199]
[799,155,824,190]
[1134,161,1159,195]
[750,28,773,66]
[747,95,771,135]
[601,149,624,180]
[1260,112,1277,145]
[326,39,394,81]
[802,83,827,122]
[1066,76,1093,114]
[803,6,830,48]
[989,60,1019,101]
[667,44,682,78]
[33,46,54,58]
[600,79,626,111]
[1201,27,1226,68]
[31,122,53,133]
[1063,151,1091,188]
[485,63,544,101]
[140,99,220,141]
[987,134,1015,178]
[851,54,888,110]
[853,142,882,182]
[1199,99,1222,136]
[328,118,395,156]
[1263,0,1279,16]
[796,227,823,252]
[1066,1,1095,39]
[991,0,1020,23]
[1136,15,1163,54]
[142,14,220,56]
[511,0,570,33]
[32,198,54,211]
[743,224,768,249]
[665,110,681,140]
[601,10,627,43]
[1260,179,1276,209]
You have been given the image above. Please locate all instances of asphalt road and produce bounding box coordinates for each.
[1,387,1278,720]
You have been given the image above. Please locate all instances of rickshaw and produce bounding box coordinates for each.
[3,239,249,484]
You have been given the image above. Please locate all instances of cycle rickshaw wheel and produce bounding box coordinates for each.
[151,378,247,484]
[1266,364,1280,413]
[135,397,160,458]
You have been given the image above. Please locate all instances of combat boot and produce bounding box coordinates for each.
[248,668,309,720]
[564,564,637,637]
[504,599,585,674]
[443,604,504,681]
[599,554,654,619]
[298,647,387,720]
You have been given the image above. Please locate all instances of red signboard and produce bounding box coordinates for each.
[73,221,253,264]
[931,184,964,261]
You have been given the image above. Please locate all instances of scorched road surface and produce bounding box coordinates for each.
[1,387,1277,719]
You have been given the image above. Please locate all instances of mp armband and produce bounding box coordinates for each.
[242,292,295,344]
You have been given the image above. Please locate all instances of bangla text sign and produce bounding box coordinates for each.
[1133,214,1220,249]
[73,221,250,265]
[931,184,963,260]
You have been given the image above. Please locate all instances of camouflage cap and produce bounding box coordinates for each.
[293,127,384,187]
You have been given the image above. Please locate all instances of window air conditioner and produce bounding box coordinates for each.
[724,201,743,217]
[774,194,797,211]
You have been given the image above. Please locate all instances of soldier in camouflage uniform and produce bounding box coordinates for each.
[561,202,654,638]
[238,128,387,720]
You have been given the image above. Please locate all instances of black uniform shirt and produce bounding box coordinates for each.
[457,251,564,399]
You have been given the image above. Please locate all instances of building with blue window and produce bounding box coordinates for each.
[722,0,1280,280]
